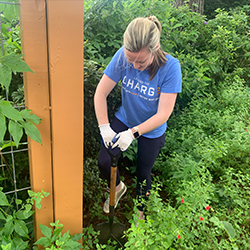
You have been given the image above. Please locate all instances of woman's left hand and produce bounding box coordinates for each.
[112,129,134,151]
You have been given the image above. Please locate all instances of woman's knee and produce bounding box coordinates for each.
[98,149,110,172]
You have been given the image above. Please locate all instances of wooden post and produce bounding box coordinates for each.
[46,0,83,235]
[19,0,84,243]
[19,0,54,242]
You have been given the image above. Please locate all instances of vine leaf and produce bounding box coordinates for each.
[0,63,12,92]
[14,219,29,238]
[0,112,6,143]
[1,53,34,73]
[0,188,10,206]
[22,121,42,145]
[0,100,23,121]
[8,120,23,147]
[20,109,41,124]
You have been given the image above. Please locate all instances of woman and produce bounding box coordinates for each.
[94,16,182,221]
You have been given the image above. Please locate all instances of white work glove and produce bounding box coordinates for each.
[112,129,134,151]
[99,123,116,148]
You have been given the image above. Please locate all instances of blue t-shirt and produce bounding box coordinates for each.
[104,46,182,138]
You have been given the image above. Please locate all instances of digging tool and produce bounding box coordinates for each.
[96,139,126,246]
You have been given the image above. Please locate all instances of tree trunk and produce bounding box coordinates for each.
[170,0,204,15]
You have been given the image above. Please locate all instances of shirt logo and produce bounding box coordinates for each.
[122,76,155,96]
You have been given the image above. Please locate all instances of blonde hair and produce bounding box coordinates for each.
[123,16,167,80]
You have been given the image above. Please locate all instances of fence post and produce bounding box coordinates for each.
[46,0,84,236]
[19,0,54,243]
[19,0,84,244]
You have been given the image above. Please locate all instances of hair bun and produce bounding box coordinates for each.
[147,16,161,33]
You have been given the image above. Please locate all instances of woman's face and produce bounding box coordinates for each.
[125,47,154,71]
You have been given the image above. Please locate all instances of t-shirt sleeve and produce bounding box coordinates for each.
[103,47,124,83]
[160,58,182,93]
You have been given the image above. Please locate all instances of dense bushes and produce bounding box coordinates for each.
[204,0,250,19]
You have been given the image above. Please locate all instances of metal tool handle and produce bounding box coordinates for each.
[107,134,121,168]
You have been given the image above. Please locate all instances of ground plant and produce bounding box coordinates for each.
[84,0,250,249]
[0,187,49,249]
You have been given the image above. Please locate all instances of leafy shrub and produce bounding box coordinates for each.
[0,188,49,249]
[83,158,108,221]
[155,74,250,181]
[204,1,250,19]
[0,14,23,103]
[84,0,126,64]
[125,177,250,249]
[84,60,103,158]
[0,53,42,199]
[34,220,83,249]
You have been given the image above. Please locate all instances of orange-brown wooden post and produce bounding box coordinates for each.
[19,0,54,243]
[46,0,84,235]
[19,0,84,244]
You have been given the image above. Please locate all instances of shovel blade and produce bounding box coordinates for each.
[96,222,126,245]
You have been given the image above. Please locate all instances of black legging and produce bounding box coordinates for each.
[98,116,165,211]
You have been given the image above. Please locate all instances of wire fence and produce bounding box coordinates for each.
[0,1,31,212]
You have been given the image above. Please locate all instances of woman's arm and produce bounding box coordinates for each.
[94,74,117,126]
[138,92,177,135]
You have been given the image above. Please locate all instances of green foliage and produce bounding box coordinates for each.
[0,188,49,250]
[0,102,42,146]
[155,74,250,180]
[0,53,33,93]
[34,220,83,250]
[125,178,250,249]
[0,53,41,147]
[35,221,113,250]
[0,13,23,103]
[0,1,20,58]
[83,158,107,220]
[204,0,250,19]
[0,11,41,148]
[84,60,103,158]
[11,85,24,106]
[1,19,21,56]
[0,187,107,250]
[0,47,42,202]
[27,189,50,210]
[82,224,101,249]
[84,0,127,64]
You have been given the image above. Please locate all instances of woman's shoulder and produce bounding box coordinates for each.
[164,53,179,64]
[156,53,181,80]
[158,53,180,73]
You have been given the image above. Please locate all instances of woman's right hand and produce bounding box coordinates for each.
[98,123,116,148]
